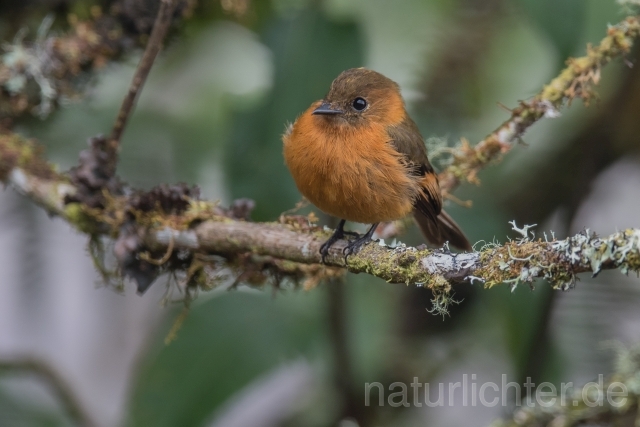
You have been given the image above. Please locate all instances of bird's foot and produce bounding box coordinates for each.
[320,219,350,263]
[320,232,343,263]
[342,235,374,262]
[342,223,379,263]
[320,221,380,264]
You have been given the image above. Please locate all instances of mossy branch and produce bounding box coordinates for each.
[438,15,640,193]
[0,1,193,128]
[150,218,640,288]
[0,133,73,215]
[2,132,640,302]
[0,13,128,126]
[1,15,640,302]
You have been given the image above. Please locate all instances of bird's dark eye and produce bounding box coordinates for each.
[352,97,367,111]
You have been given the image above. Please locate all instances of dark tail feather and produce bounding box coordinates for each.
[413,208,472,251]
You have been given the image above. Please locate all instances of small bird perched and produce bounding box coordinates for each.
[283,68,471,261]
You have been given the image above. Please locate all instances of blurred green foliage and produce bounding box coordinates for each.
[516,0,587,60]
[224,6,364,220]
[0,389,69,427]
[127,292,324,427]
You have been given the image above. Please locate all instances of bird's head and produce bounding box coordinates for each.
[312,68,406,128]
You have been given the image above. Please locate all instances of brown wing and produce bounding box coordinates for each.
[387,116,471,251]
[386,116,442,220]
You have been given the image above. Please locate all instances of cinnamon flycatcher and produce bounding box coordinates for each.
[283,68,471,261]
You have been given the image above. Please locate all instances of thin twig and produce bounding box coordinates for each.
[109,0,180,147]
[0,357,95,427]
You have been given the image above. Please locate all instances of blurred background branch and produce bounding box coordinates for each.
[0,0,194,129]
[490,343,640,427]
[437,15,640,193]
[0,357,95,427]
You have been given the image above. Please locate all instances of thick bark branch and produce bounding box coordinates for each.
[148,219,640,287]
[2,131,639,296]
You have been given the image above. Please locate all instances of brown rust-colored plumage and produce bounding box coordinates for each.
[283,68,471,258]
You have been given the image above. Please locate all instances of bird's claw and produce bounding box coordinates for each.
[319,239,335,264]
[321,232,362,264]
[319,221,378,264]
[320,219,350,263]
[342,234,374,263]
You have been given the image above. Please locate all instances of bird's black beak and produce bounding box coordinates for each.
[312,102,343,115]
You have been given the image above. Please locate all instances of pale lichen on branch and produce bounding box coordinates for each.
[2,131,639,303]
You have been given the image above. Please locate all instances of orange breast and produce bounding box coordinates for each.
[283,105,420,224]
